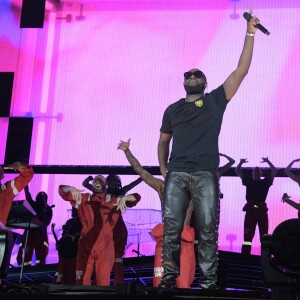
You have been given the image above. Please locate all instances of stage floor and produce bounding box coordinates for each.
[1,251,272,300]
[0,283,271,300]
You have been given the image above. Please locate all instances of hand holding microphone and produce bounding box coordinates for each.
[3,162,22,171]
[243,10,270,36]
[3,165,18,171]
[3,166,15,170]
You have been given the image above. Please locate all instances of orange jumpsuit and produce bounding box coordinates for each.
[0,166,34,226]
[151,223,195,288]
[59,187,140,286]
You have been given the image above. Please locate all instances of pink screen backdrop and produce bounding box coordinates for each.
[1,0,300,264]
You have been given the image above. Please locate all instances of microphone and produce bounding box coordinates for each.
[243,12,270,36]
[3,166,18,171]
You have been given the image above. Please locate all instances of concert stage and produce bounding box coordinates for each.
[0,285,272,300]
[0,251,272,300]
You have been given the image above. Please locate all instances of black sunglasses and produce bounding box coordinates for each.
[184,70,204,80]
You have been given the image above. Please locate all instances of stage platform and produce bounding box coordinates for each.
[0,251,272,300]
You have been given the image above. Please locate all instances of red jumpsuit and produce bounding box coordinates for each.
[59,187,140,286]
[81,176,142,286]
[151,223,195,288]
[0,166,34,226]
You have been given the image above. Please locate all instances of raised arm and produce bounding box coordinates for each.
[4,162,32,171]
[235,158,248,179]
[218,153,235,177]
[24,185,35,207]
[4,162,34,193]
[118,139,162,196]
[223,9,259,100]
[261,157,278,180]
[82,176,94,192]
[284,158,300,185]
[158,133,172,178]
[58,185,85,207]
[282,193,300,211]
[0,162,34,226]
[51,223,59,245]
[122,177,143,194]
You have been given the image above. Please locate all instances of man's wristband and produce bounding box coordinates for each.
[246,32,255,37]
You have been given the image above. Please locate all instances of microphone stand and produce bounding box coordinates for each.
[131,243,148,295]
[19,219,32,284]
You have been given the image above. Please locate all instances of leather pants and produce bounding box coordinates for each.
[162,170,219,288]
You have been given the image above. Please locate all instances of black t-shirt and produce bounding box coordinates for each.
[160,85,228,172]
[242,176,273,204]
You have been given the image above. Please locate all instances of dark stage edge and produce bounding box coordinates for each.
[0,251,272,299]
[0,284,271,300]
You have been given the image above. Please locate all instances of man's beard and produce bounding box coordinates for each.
[184,82,206,95]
